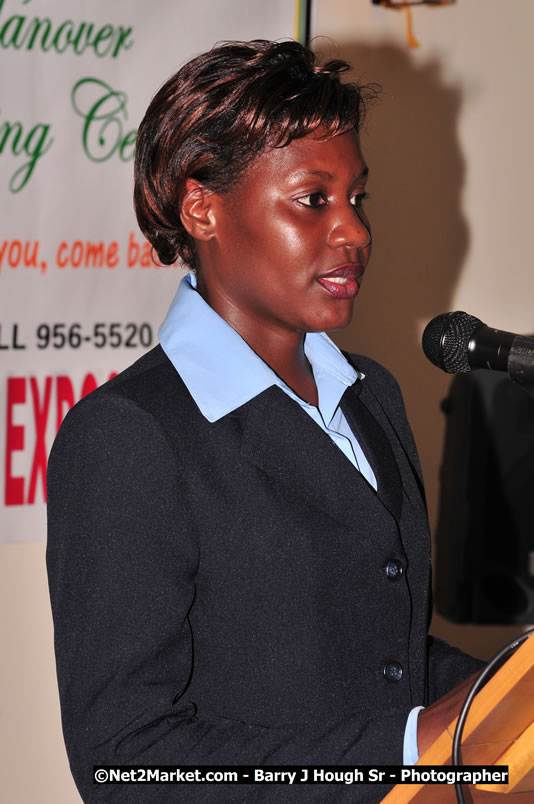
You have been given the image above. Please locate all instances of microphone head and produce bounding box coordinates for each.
[422,311,483,373]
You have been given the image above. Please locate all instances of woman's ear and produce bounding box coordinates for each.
[180,178,217,241]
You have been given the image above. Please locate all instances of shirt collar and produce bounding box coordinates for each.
[158,272,362,423]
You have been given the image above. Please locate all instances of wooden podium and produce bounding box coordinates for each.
[382,633,534,803]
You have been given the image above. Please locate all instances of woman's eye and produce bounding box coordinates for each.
[351,192,370,209]
[298,192,326,208]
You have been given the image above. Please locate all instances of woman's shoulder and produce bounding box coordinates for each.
[74,343,187,410]
[51,345,194,456]
[101,343,181,400]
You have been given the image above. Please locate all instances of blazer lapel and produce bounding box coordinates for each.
[356,376,427,515]
[239,384,400,531]
[239,385,382,530]
[340,383,403,522]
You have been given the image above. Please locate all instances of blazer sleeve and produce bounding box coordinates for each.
[426,636,485,703]
[47,389,412,804]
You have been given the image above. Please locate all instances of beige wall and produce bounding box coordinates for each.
[315,0,534,653]
[2,1,533,800]
[1,541,80,802]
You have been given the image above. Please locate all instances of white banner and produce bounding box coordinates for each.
[1,0,299,542]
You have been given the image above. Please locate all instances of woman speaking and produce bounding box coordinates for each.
[47,39,482,803]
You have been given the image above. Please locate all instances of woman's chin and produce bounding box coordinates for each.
[313,305,355,334]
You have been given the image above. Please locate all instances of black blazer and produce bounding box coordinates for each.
[47,345,482,803]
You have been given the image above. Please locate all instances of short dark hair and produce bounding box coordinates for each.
[134,39,377,269]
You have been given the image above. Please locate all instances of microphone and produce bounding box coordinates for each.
[422,311,534,387]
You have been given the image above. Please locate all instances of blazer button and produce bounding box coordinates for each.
[384,559,404,581]
[384,661,404,682]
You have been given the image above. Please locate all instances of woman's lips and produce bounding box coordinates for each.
[316,264,364,299]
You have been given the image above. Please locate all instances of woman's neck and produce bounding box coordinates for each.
[246,331,319,408]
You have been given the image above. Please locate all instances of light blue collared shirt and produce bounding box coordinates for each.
[159,273,377,486]
[158,272,421,763]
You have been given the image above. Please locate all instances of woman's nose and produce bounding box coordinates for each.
[327,205,371,251]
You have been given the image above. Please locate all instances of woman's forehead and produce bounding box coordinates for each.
[238,130,366,188]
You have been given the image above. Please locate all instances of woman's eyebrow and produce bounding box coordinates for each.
[287,166,369,183]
